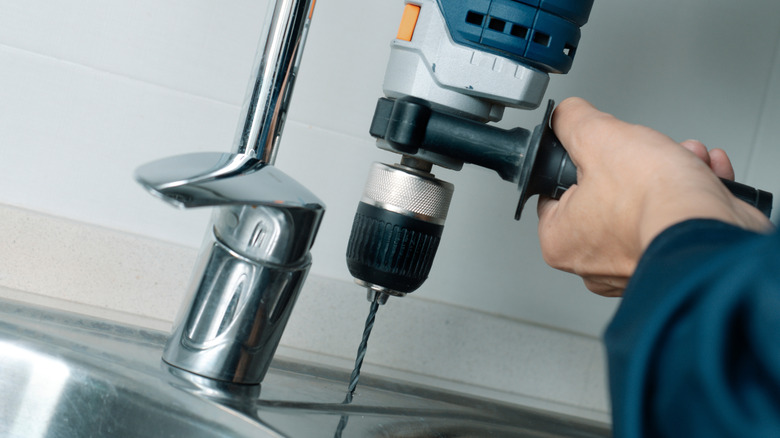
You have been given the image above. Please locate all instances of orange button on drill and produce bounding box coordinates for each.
[397,4,421,41]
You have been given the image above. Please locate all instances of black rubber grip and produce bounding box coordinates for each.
[525,114,774,219]
[346,202,443,294]
[719,179,774,217]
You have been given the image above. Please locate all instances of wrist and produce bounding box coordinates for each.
[638,188,772,252]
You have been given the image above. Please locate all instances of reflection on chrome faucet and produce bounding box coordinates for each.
[134,0,323,385]
[161,196,323,384]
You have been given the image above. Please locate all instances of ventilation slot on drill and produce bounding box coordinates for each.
[532,31,551,47]
[439,0,591,73]
[511,24,528,39]
[488,17,506,32]
[465,11,484,26]
[564,43,576,58]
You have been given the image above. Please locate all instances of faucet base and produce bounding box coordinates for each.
[163,224,311,385]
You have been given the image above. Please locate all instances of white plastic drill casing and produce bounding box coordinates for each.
[382,0,550,123]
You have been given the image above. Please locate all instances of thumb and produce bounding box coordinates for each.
[537,195,558,223]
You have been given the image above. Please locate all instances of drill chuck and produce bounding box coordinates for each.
[346,162,454,296]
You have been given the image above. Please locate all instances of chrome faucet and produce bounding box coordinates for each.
[135,0,323,385]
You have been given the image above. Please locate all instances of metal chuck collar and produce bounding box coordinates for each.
[346,161,454,299]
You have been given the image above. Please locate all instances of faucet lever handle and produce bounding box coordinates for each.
[135,152,324,211]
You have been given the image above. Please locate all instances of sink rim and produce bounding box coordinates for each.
[0,295,611,438]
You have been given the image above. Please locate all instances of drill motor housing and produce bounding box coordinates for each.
[346,0,595,299]
[347,0,772,301]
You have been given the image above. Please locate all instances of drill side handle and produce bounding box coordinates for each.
[520,101,774,219]
[370,97,533,182]
[369,96,774,221]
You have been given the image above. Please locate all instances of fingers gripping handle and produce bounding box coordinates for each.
[517,102,774,219]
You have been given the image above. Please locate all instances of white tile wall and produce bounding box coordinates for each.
[1,0,779,419]
[0,0,266,102]
[747,33,780,219]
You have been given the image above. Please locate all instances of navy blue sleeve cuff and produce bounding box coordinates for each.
[604,219,774,437]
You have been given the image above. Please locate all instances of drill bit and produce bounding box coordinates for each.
[344,294,381,403]
[334,293,382,437]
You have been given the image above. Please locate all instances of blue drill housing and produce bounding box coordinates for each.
[437,0,594,74]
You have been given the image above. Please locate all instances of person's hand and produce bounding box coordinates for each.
[537,98,772,296]
[678,139,735,181]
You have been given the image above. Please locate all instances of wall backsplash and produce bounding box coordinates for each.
[1,0,779,339]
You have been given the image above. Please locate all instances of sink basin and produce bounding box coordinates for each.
[0,297,610,437]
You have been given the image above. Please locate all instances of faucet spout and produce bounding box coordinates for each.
[234,0,314,164]
[134,0,322,385]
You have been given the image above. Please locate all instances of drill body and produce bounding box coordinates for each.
[346,0,594,300]
[347,0,771,302]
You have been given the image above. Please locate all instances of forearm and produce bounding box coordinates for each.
[605,219,780,437]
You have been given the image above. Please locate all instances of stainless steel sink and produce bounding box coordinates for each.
[0,297,610,437]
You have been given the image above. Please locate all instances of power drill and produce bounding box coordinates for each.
[346,0,773,304]
[335,0,772,405]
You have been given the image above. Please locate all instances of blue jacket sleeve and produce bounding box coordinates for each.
[605,219,780,438]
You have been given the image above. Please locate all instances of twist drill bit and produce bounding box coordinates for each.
[333,292,383,438]
[345,295,381,403]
